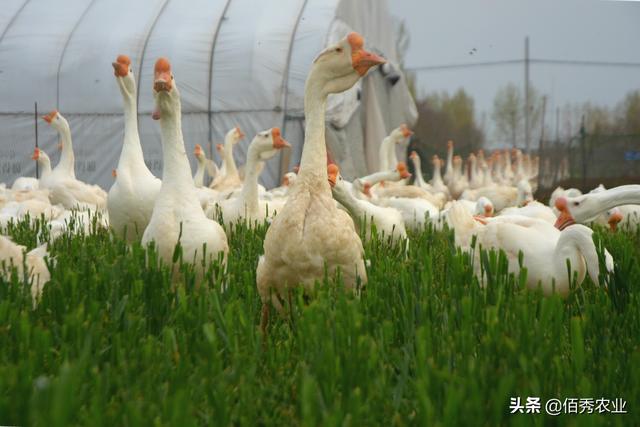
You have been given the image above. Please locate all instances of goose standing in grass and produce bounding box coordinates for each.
[213,128,290,227]
[107,55,161,241]
[257,33,384,326]
[142,58,228,275]
[378,124,413,172]
[211,127,244,191]
[193,144,219,188]
[42,110,75,180]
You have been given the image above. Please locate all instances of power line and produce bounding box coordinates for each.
[407,58,640,72]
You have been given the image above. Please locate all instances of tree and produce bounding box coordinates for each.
[410,88,485,175]
[492,83,523,148]
[492,83,545,150]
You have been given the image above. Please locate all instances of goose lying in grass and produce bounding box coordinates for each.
[448,201,613,296]
[329,164,407,245]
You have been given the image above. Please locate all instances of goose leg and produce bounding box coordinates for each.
[260,303,270,336]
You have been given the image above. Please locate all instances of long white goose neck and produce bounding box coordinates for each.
[240,147,262,213]
[333,185,365,223]
[554,225,600,287]
[158,101,194,194]
[360,170,399,186]
[194,157,205,188]
[378,136,392,172]
[38,157,52,181]
[591,185,640,211]
[412,156,426,187]
[432,160,443,184]
[446,145,453,174]
[57,122,75,179]
[223,134,239,177]
[299,75,328,185]
[118,86,146,172]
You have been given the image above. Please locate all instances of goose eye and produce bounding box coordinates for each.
[336,47,343,53]
[573,201,579,206]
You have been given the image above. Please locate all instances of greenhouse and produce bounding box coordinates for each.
[0,0,416,188]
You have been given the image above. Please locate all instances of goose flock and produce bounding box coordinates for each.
[1,33,639,318]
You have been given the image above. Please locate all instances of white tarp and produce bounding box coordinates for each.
[0,0,416,189]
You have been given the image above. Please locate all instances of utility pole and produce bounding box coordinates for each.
[34,102,39,179]
[580,115,587,189]
[524,36,530,154]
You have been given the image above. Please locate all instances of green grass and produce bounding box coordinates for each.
[1,215,639,426]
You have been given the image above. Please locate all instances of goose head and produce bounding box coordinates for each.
[475,197,494,217]
[112,54,135,97]
[555,192,605,229]
[249,128,290,161]
[282,172,297,187]
[31,148,51,169]
[607,208,623,231]
[310,32,385,96]
[516,179,533,206]
[226,126,245,145]
[327,163,351,200]
[42,110,69,133]
[396,162,412,180]
[194,144,205,162]
[152,57,178,121]
[391,124,414,144]
[216,143,224,156]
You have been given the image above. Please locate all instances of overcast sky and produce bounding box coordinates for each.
[388,0,640,143]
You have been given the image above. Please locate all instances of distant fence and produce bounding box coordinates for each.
[537,131,640,195]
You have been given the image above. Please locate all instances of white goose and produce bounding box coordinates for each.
[107,54,162,241]
[210,127,244,191]
[42,110,75,180]
[448,202,609,296]
[554,185,640,230]
[193,144,219,188]
[214,128,290,226]
[257,33,384,324]
[0,235,50,305]
[329,164,407,245]
[408,151,433,192]
[378,124,413,172]
[142,57,228,275]
[34,147,106,210]
[429,155,450,198]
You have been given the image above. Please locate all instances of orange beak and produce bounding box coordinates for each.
[235,126,245,140]
[401,124,414,138]
[327,163,339,187]
[194,144,203,157]
[216,144,223,152]
[271,128,290,149]
[282,176,290,186]
[363,182,372,197]
[112,169,117,178]
[42,110,58,123]
[31,148,40,160]
[608,211,623,232]
[153,57,172,92]
[348,32,386,76]
[554,197,575,230]
[396,162,411,179]
[484,204,494,217]
[112,54,130,77]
